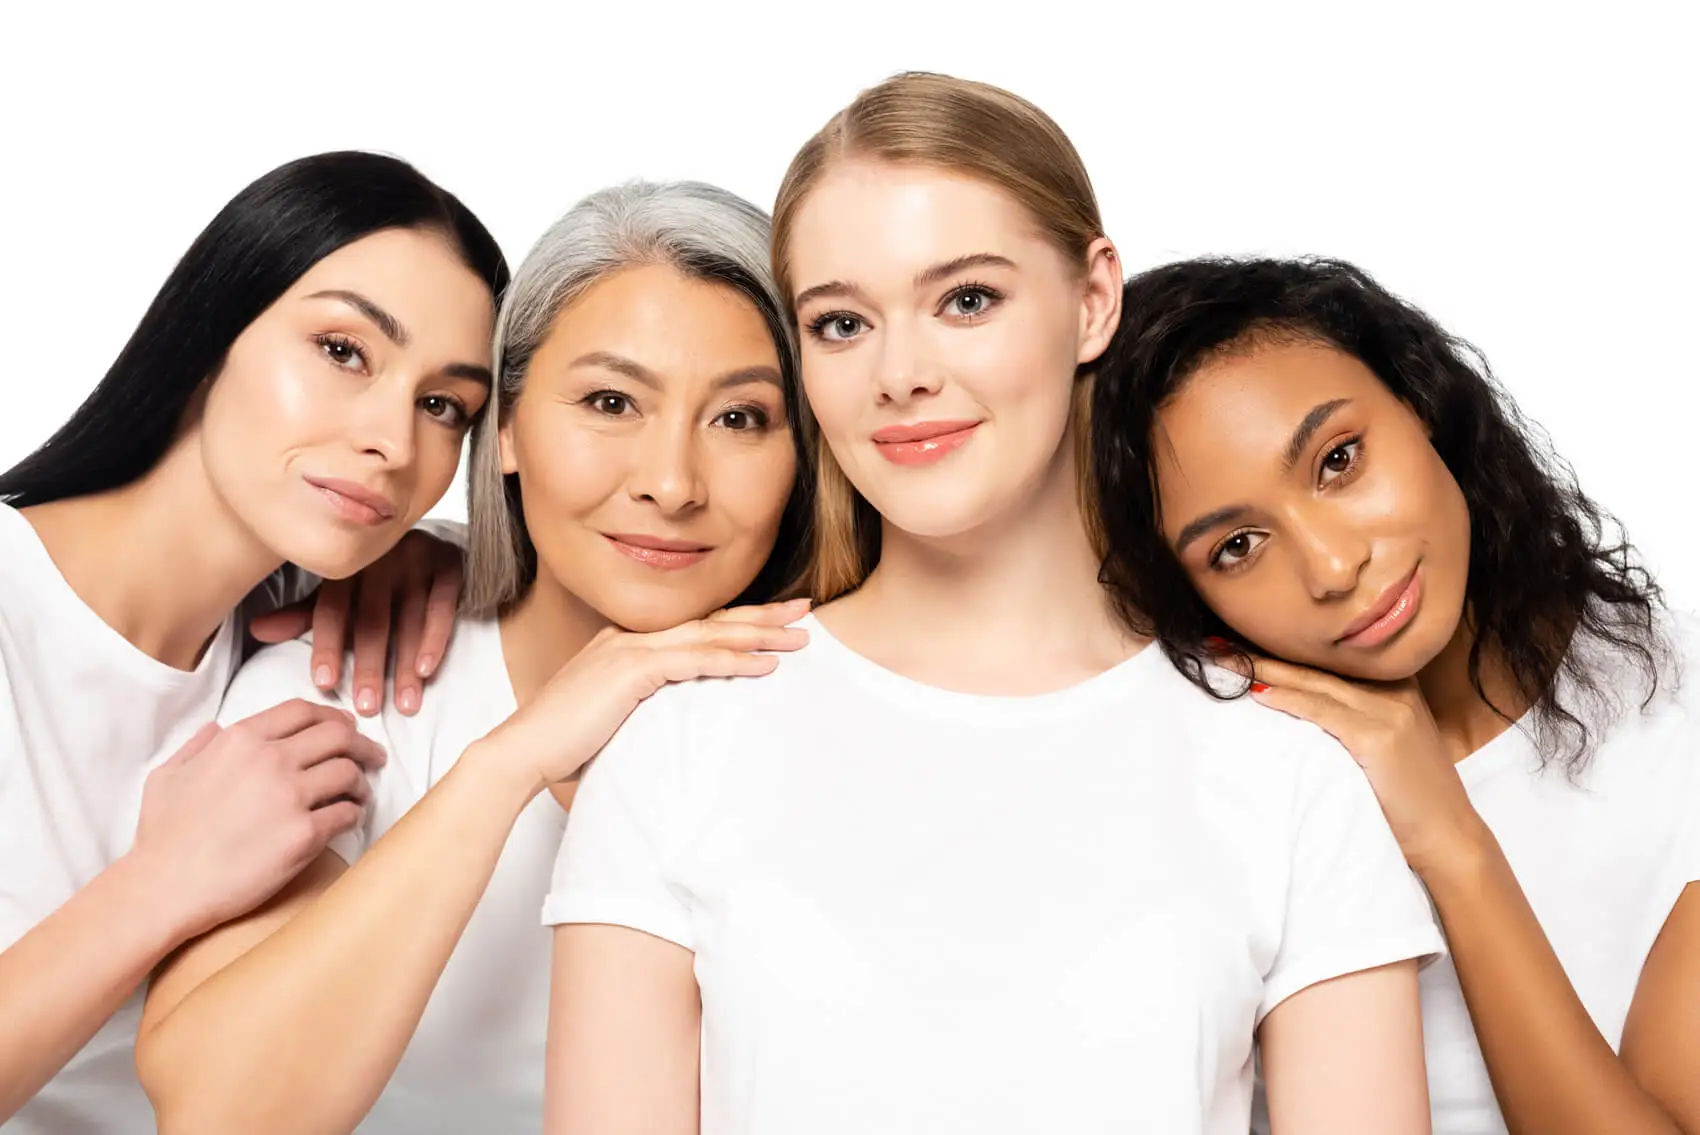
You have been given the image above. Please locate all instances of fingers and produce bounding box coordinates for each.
[248,598,314,645]
[298,756,373,810]
[1212,649,1375,708]
[391,581,429,716]
[681,620,810,654]
[653,645,784,685]
[705,597,812,627]
[414,556,462,682]
[1247,683,1369,756]
[309,799,366,846]
[237,698,358,743]
[279,718,387,772]
[350,571,395,716]
[158,722,222,769]
[310,578,355,691]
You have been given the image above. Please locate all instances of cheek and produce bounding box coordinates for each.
[712,442,798,550]
[199,347,337,487]
[800,354,864,442]
[513,420,621,531]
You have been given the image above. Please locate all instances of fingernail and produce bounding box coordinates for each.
[314,665,333,688]
[397,687,419,714]
[416,655,436,678]
[1250,682,1271,694]
[1203,636,1230,655]
[356,688,378,714]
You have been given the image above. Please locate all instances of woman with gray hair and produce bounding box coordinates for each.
[133,180,814,1135]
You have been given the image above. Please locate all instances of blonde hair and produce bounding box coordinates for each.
[772,72,1107,602]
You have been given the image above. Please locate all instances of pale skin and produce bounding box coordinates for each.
[0,227,495,1122]
[1155,338,1700,1133]
[544,162,1432,1135]
[136,261,804,1135]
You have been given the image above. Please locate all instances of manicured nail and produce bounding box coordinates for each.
[397,687,419,714]
[416,655,436,678]
[314,665,333,688]
[1250,681,1271,694]
[356,688,378,714]
[1203,636,1230,655]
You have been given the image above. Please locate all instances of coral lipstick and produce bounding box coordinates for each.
[871,420,980,467]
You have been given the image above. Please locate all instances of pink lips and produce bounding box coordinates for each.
[871,419,981,467]
[604,533,712,571]
[305,476,398,527]
[1338,568,1423,648]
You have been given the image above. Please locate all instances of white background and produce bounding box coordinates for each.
[2,1,1694,609]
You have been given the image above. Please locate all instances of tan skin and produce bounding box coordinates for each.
[1153,335,1700,1134]
[544,163,1431,1135]
[0,227,494,1123]
[137,260,805,1135]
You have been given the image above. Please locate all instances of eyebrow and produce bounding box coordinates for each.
[1282,398,1352,470]
[792,251,1018,310]
[307,290,409,347]
[307,289,491,386]
[569,351,783,392]
[1171,398,1356,555]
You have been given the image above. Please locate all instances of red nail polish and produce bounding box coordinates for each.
[1203,636,1230,655]
[1250,681,1271,694]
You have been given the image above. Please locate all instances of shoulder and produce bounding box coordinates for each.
[220,634,344,723]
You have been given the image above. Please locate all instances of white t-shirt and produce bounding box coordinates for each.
[543,612,1445,1135]
[215,614,564,1134]
[1243,612,1700,1135]
[0,502,243,1134]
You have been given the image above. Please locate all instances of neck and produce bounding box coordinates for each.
[1416,611,1528,762]
[497,571,611,707]
[20,435,284,671]
[833,436,1138,692]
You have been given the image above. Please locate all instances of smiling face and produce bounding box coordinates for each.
[787,159,1116,543]
[498,262,797,633]
[1152,336,1472,681]
[197,226,495,579]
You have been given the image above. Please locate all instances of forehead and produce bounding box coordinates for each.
[1159,338,1390,456]
[788,160,1049,291]
[285,228,492,340]
[542,263,779,372]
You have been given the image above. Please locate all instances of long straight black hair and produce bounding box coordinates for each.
[0,151,509,507]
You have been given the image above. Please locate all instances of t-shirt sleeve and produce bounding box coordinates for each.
[210,637,387,867]
[1257,739,1447,1024]
[541,689,695,951]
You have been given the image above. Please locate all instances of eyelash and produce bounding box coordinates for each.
[580,390,773,432]
[315,333,368,372]
[1204,437,1368,571]
[802,281,1006,344]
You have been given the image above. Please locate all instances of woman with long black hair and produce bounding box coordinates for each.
[1093,256,1700,1133]
[0,150,507,1131]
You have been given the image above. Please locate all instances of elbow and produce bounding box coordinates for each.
[135,1023,244,1135]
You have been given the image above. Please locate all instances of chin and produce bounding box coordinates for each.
[267,527,394,582]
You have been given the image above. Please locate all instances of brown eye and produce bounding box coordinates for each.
[1320,439,1361,483]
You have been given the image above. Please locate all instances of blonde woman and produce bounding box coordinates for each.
[541,74,1442,1135]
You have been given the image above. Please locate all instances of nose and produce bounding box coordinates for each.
[1289,507,1371,601]
[872,317,944,406]
[627,416,706,516]
[346,381,418,471]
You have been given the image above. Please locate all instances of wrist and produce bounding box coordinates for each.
[458,737,548,812]
[106,846,213,947]
[1411,810,1501,893]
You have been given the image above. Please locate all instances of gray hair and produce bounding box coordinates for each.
[464,180,799,615]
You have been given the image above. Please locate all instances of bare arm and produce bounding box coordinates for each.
[545,925,699,1135]
[138,604,805,1135]
[1620,883,1700,1130]
[1424,832,1694,1134]
[0,849,197,1121]
[1259,959,1431,1135]
[139,747,536,1135]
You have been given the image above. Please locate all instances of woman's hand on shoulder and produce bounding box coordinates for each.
[478,597,812,796]
[1211,643,1487,878]
[130,699,387,940]
[249,527,464,718]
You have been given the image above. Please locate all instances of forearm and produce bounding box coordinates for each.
[1424,826,1684,1135]
[0,852,192,1121]
[142,742,539,1135]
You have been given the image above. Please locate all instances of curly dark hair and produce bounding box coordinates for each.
[1092,256,1669,770]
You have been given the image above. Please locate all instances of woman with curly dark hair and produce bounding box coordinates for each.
[1093,256,1700,1134]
